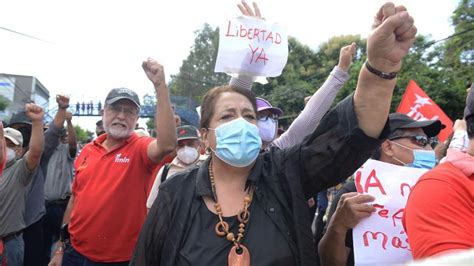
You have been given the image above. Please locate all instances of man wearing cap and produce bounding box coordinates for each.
[8,96,69,266]
[256,97,283,150]
[95,120,105,137]
[0,103,44,266]
[403,88,474,260]
[319,113,443,266]
[146,125,207,210]
[43,111,78,263]
[50,58,176,265]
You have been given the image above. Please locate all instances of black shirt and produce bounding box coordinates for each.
[177,197,295,266]
[131,95,389,266]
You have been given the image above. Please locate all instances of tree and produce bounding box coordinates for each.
[0,95,9,112]
[169,24,230,103]
[74,125,94,143]
[169,3,472,125]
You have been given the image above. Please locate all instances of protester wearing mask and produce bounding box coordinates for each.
[146,125,207,210]
[9,96,68,266]
[226,2,356,154]
[256,97,283,150]
[131,0,418,263]
[319,113,442,266]
[0,104,45,266]
[403,86,474,260]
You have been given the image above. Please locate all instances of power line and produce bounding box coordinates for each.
[422,27,474,49]
[0,26,52,44]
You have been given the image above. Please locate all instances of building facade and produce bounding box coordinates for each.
[0,73,50,122]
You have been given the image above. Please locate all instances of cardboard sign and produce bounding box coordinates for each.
[353,159,427,265]
[215,16,288,77]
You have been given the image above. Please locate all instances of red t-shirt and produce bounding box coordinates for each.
[70,132,156,262]
[403,162,474,260]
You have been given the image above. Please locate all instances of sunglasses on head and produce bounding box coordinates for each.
[389,134,434,148]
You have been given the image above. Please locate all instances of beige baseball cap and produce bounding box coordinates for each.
[4,127,23,146]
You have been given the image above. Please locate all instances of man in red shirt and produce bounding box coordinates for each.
[404,86,474,260]
[49,59,177,265]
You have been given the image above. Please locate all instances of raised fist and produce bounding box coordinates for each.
[65,111,73,122]
[367,3,417,73]
[338,42,357,72]
[56,95,70,109]
[142,58,167,89]
[25,103,45,122]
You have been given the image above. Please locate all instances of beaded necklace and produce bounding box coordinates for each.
[209,161,253,266]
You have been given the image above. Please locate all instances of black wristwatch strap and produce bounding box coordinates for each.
[365,61,398,80]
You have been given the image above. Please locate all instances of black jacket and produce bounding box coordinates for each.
[131,95,389,265]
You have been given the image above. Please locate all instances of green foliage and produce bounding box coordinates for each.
[169,24,230,103]
[169,1,473,126]
[74,125,94,143]
[0,95,10,111]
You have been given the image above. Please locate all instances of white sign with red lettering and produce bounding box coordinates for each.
[353,159,427,265]
[215,16,288,77]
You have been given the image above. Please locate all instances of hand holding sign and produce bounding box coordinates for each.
[368,3,416,73]
[352,159,428,265]
[215,1,288,77]
[237,1,262,18]
[331,192,376,232]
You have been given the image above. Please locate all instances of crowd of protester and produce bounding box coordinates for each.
[0,1,472,265]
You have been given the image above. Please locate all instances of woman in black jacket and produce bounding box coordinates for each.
[131,1,417,265]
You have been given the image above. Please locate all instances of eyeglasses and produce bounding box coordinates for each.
[389,134,434,148]
[106,104,139,116]
[258,114,279,122]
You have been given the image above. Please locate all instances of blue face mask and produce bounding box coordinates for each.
[209,117,262,168]
[391,141,437,170]
[407,150,437,169]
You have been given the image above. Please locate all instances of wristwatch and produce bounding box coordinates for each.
[365,60,398,80]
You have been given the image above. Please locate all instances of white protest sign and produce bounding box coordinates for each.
[352,159,427,265]
[215,16,288,77]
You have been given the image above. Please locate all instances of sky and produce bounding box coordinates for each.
[0,0,459,132]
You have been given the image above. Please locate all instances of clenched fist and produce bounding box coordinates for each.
[65,111,73,122]
[25,103,44,122]
[367,2,417,73]
[338,42,357,72]
[142,58,167,90]
[56,95,70,109]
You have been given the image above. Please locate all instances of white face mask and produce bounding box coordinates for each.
[6,147,16,165]
[177,146,199,165]
[258,118,278,142]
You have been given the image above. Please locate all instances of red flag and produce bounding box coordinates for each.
[397,80,453,142]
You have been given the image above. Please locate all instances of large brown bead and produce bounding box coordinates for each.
[226,233,235,241]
